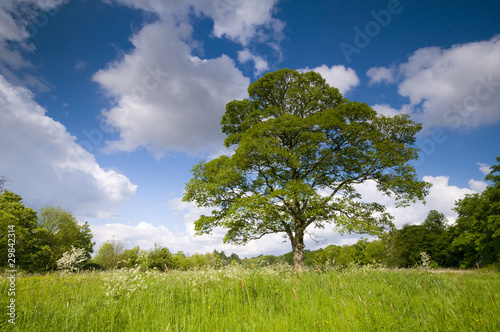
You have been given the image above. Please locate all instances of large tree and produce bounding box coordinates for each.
[183,69,430,270]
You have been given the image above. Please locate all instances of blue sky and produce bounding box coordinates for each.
[1,0,499,257]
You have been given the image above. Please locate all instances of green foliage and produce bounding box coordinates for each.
[94,239,125,270]
[120,246,140,268]
[364,239,387,264]
[0,192,94,272]
[384,210,452,268]
[56,246,89,272]
[139,243,173,270]
[184,68,430,270]
[451,157,500,268]
[37,206,94,270]
[335,245,355,266]
[0,191,39,272]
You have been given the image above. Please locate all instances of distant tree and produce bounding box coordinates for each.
[189,253,209,269]
[385,210,451,268]
[364,239,387,264]
[230,252,241,264]
[385,225,424,267]
[38,206,94,270]
[171,251,193,270]
[120,246,140,268]
[353,238,369,265]
[94,239,125,270]
[184,69,430,271]
[56,246,88,272]
[336,245,355,267]
[140,243,172,270]
[0,191,39,272]
[451,157,500,268]
[423,210,447,231]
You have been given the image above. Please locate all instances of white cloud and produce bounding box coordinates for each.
[299,64,360,95]
[0,0,66,90]
[354,175,482,227]
[377,36,500,133]
[0,75,137,219]
[238,48,269,75]
[371,104,404,117]
[88,172,486,255]
[477,162,492,175]
[93,0,284,157]
[366,66,396,85]
[104,0,284,47]
[468,179,487,193]
[93,21,249,156]
[89,198,362,257]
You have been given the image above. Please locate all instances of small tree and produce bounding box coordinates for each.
[38,206,94,270]
[139,243,172,270]
[184,69,430,270]
[56,246,88,272]
[94,239,125,270]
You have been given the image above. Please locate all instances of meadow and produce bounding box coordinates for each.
[1,266,499,331]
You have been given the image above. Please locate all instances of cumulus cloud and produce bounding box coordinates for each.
[468,179,488,193]
[105,0,284,47]
[93,0,284,156]
[90,198,362,256]
[89,173,487,255]
[366,66,396,85]
[477,162,492,175]
[238,48,269,75]
[371,104,405,117]
[0,0,66,90]
[372,36,500,133]
[354,175,485,227]
[93,21,249,156]
[299,64,360,95]
[0,75,137,219]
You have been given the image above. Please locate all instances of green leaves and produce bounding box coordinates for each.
[451,162,500,268]
[184,68,430,270]
[0,192,94,272]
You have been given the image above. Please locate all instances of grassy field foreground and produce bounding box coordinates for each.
[1,266,499,331]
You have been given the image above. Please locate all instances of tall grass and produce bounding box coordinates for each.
[1,266,498,331]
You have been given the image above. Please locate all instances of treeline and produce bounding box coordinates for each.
[90,209,497,271]
[83,157,500,272]
[1,157,498,272]
[0,191,93,272]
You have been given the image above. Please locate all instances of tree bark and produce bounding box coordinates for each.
[293,240,305,271]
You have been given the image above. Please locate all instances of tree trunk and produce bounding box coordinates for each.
[293,241,305,271]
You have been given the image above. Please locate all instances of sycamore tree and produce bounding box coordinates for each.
[183,69,430,271]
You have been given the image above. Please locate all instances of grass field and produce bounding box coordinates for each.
[1,266,499,331]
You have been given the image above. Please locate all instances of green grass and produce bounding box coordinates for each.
[1,266,499,331]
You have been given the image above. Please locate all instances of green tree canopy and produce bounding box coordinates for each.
[0,191,39,271]
[183,69,430,270]
[451,157,500,268]
[94,239,125,270]
[38,206,94,270]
